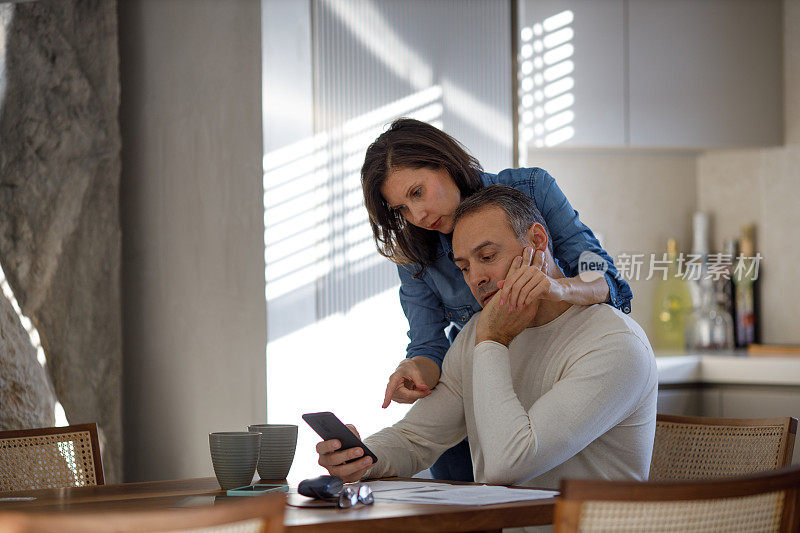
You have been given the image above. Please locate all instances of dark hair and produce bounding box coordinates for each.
[361,118,484,270]
[453,185,553,255]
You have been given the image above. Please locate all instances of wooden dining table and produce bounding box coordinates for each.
[0,477,556,532]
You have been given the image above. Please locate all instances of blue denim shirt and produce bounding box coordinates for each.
[397,167,633,370]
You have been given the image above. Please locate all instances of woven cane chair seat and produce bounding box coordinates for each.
[650,415,797,481]
[554,466,800,533]
[0,423,104,491]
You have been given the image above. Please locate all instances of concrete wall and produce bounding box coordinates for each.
[118,0,266,482]
[696,0,800,344]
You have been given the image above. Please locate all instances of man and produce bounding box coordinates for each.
[316,185,657,489]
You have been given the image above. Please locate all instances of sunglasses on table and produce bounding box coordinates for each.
[337,484,375,509]
[303,482,374,509]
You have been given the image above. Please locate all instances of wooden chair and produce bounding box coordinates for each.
[0,423,104,491]
[554,465,800,532]
[0,491,285,533]
[650,414,797,481]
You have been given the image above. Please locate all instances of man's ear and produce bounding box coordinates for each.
[525,223,549,254]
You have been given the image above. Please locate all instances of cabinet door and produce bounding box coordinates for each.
[700,387,722,418]
[657,388,701,416]
[628,0,782,148]
[518,0,625,147]
[720,387,800,466]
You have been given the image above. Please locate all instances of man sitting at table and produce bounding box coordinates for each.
[315,185,658,489]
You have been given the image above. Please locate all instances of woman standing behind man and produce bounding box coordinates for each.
[360,118,632,481]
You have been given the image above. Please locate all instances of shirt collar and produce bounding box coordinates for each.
[439,232,455,261]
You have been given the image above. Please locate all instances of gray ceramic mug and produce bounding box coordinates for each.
[209,431,260,489]
[247,424,298,480]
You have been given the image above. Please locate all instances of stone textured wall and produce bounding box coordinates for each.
[0,290,55,430]
[0,0,122,482]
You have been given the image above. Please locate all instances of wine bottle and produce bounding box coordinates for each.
[716,237,738,344]
[651,238,693,352]
[733,225,757,347]
[688,212,711,307]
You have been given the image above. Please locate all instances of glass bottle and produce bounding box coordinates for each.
[688,212,710,307]
[685,278,735,351]
[651,238,693,352]
[733,225,757,347]
[715,237,738,343]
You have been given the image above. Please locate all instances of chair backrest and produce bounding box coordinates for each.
[554,466,800,533]
[0,491,285,533]
[650,414,797,481]
[0,423,104,491]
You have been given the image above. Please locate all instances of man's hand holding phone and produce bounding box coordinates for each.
[303,412,377,483]
[315,424,373,482]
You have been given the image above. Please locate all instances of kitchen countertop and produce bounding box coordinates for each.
[656,352,800,386]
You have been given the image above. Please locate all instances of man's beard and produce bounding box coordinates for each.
[476,282,500,307]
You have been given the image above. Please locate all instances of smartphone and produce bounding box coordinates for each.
[302,411,378,464]
[226,484,289,497]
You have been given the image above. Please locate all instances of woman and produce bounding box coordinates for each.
[361,118,632,481]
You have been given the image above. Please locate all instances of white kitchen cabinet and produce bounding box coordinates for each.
[719,387,800,465]
[518,0,626,147]
[628,0,782,148]
[519,0,782,149]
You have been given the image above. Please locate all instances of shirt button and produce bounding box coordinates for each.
[461,315,467,322]
[447,312,453,318]
[623,305,631,313]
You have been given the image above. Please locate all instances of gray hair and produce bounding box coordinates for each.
[453,185,553,254]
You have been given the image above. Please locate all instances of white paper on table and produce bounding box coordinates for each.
[365,480,450,493]
[368,483,558,505]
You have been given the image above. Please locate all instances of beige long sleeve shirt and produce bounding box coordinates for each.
[363,304,658,489]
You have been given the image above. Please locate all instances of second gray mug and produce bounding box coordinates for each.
[247,424,298,480]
